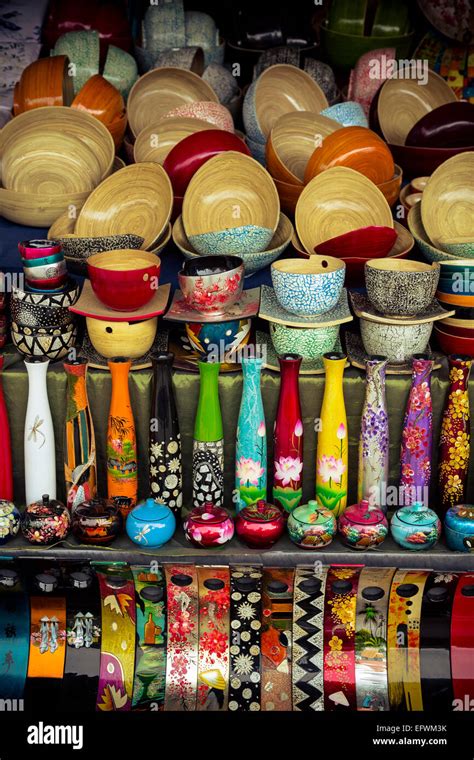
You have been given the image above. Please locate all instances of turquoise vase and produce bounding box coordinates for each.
[235,355,267,512]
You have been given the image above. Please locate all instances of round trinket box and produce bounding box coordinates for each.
[338,499,388,550]
[235,499,285,549]
[21,494,70,545]
[71,497,123,546]
[444,504,474,552]
[391,501,441,551]
[183,496,234,548]
[0,500,20,545]
[126,497,176,548]
[287,499,337,549]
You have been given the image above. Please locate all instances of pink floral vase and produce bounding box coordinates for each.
[273,354,304,513]
[400,354,433,507]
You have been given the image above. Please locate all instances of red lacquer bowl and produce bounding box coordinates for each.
[163,128,250,196]
[405,101,474,149]
[389,142,474,178]
[314,225,397,258]
[437,321,474,339]
[434,325,474,358]
[235,500,285,549]
[87,250,161,311]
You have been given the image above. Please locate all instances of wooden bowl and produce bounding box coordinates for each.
[133,117,218,164]
[13,55,73,115]
[421,153,474,249]
[243,64,329,143]
[273,176,304,216]
[271,255,345,316]
[304,125,394,185]
[376,163,403,207]
[107,109,128,150]
[75,163,173,250]
[407,203,463,263]
[365,259,440,316]
[405,101,474,149]
[315,226,397,258]
[127,67,219,137]
[182,151,280,255]
[87,250,161,311]
[148,223,172,256]
[436,290,474,308]
[377,68,457,146]
[86,316,158,359]
[295,166,393,254]
[0,106,114,183]
[162,101,234,132]
[266,111,341,184]
[71,75,124,126]
[388,143,474,179]
[434,324,474,357]
[48,211,77,239]
[0,188,89,227]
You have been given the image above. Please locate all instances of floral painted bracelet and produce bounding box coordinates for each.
[228,565,263,712]
[387,569,430,712]
[451,573,474,707]
[62,564,101,713]
[420,572,458,710]
[292,565,328,711]
[0,565,30,701]
[132,566,167,711]
[164,564,199,711]
[324,566,361,711]
[196,566,231,711]
[95,564,136,712]
[261,568,294,711]
[355,567,395,712]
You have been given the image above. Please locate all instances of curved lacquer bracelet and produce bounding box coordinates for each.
[228,565,262,712]
[292,565,328,711]
[261,567,294,712]
[196,565,231,711]
[132,565,167,711]
[164,564,199,711]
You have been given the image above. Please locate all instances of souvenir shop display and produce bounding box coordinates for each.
[126,498,176,549]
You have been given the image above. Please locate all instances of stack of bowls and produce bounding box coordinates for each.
[434,260,474,357]
[20,239,68,292]
[141,5,223,69]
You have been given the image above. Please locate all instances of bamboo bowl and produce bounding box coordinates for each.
[420,152,474,250]
[133,117,218,164]
[163,101,234,132]
[0,188,89,227]
[74,163,173,250]
[86,316,158,359]
[182,151,280,255]
[13,55,74,115]
[273,176,304,217]
[295,166,393,254]
[71,75,124,125]
[127,67,219,137]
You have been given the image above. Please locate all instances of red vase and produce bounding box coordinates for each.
[273,353,304,513]
[439,354,472,516]
[0,355,13,501]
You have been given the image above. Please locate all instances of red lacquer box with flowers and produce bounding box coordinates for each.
[183,496,234,548]
[235,499,286,549]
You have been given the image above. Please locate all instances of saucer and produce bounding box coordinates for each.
[70,280,171,322]
[349,291,455,325]
[345,332,443,375]
[164,287,260,323]
[259,285,353,328]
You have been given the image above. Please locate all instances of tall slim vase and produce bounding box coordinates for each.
[316,352,348,517]
[24,356,56,505]
[235,354,267,512]
[0,355,13,500]
[63,357,97,511]
[273,353,303,513]
[149,352,182,517]
[358,355,389,511]
[193,360,224,508]
[400,354,433,507]
[439,354,471,516]
[107,358,137,519]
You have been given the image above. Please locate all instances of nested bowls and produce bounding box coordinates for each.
[178,255,244,315]
[87,251,161,311]
[434,325,474,358]
[133,116,218,164]
[13,55,74,114]
[365,260,440,317]
[421,153,474,250]
[271,256,345,316]
[86,317,158,359]
[360,319,433,363]
[270,322,339,359]
[12,324,78,361]
[182,151,280,255]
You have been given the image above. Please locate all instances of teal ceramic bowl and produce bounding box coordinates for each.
[243,80,265,144]
[53,30,100,94]
[321,100,368,127]
[103,45,138,98]
[189,224,274,256]
[408,203,471,264]
[270,322,339,359]
[320,24,414,70]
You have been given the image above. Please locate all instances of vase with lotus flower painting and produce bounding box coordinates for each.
[400,354,433,507]
[235,353,267,512]
[315,352,348,517]
[358,355,389,512]
[273,353,304,513]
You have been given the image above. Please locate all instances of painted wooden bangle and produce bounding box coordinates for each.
[420,571,458,710]
[62,564,101,713]
[451,572,474,708]
[228,565,262,712]
[95,564,136,712]
[0,565,30,701]
[164,564,199,711]
[132,565,167,711]
[355,567,396,711]
[324,566,361,710]
[196,565,231,711]
[292,565,328,711]
[261,567,294,711]
[387,569,430,711]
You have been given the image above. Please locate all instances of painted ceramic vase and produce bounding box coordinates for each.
[71,497,123,545]
[273,353,304,513]
[287,499,337,549]
[0,500,20,544]
[0,355,13,501]
[24,356,56,505]
[316,352,348,517]
[235,354,267,512]
[126,497,176,548]
[235,499,285,548]
[338,499,388,550]
[63,358,97,511]
[21,494,70,545]
[391,501,441,551]
[358,355,389,511]
[400,354,433,507]
[183,497,234,548]
[149,352,182,516]
[444,504,474,551]
[439,355,471,516]
[193,360,224,509]
[107,358,137,519]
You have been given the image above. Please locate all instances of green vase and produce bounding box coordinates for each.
[192,360,224,508]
